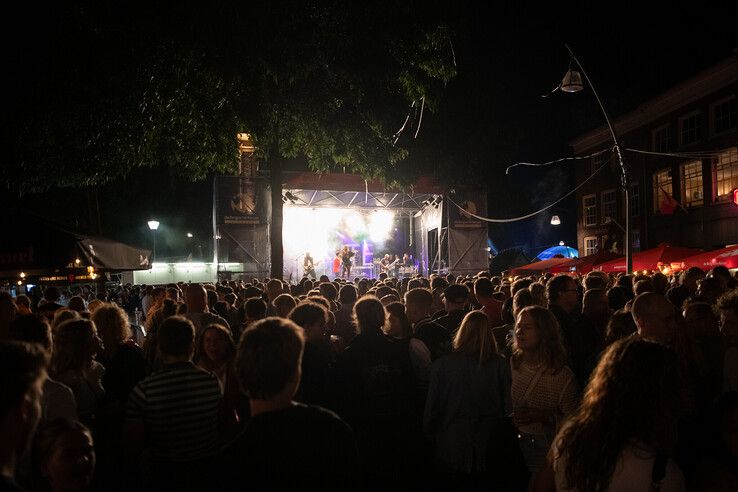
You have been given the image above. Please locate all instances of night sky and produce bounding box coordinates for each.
[5,2,738,260]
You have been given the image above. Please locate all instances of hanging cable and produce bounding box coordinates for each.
[505,147,612,174]
[449,159,609,223]
[414,97,426,139]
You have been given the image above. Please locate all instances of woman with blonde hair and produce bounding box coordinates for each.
[52,319,105,424]
[91,304,146,408]
[424,310,510,474]
[511,305,578,488]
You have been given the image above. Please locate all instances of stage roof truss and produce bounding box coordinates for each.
[284,188,436,216]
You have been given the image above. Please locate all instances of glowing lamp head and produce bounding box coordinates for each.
[20,272,25,279]
[75,258,81,265]
[550,215,561,226]
[186,232,193,238]
[148,220,160,231]
[17,280,22,286]
[561,69,584,93]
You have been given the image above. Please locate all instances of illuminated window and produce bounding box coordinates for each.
[653,169,673,213]
[714,148,738,201]
[712,96,737,135]
[680,160,703,207]
[584,236,598,256]
[583,194,597,226]
[679,112,701,146]
[601,189,617,222]
[652,124,671,152]
[629,183,640,217]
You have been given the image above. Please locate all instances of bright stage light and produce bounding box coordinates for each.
[369,210,394,242]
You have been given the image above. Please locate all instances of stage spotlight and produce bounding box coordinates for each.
[369,210,394,242]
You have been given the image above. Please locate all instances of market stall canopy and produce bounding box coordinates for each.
[678,244,738,271]
[0,212,151,277]
[536,245,578,260]
[593,243,701,273]
[549,251,622,274]
[506,257,574,276]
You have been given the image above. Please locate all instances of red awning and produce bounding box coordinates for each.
[594,243,701,273]
[549,251,622,274]
[678,244,738,271]
[506,257,574,276]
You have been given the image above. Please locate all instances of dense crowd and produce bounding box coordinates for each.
[1,265,737,491]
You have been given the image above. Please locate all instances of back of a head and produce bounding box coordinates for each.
[631,292,667,324]
[273,294,297,317]
[606,286,628,311]
[511,278,533,296]
[9,314,52,352]
[338,284,358,305]
[288,302,327,330]
[236,317,304,400]
[244,298,268,320]
[91,304,130,348]
[318,282,338,301]
[0,341,47,418]
[157,316,195,358]
[560,337,679,492]
[353,296,387,335]
[454,310,496,364]
[53,319,97,374]
[185,284,207,309]
[15,295,31,309]
[512,288,535,317]
[473,277,494,299]
[583,275,607,292]
[605,310,638,344]
[404,287,433,309]
[44,287,61,303]
[431,277,449,291]
[633,279,654,296]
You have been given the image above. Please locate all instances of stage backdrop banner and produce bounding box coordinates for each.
[216,176,268,226]
[449,195,485,229]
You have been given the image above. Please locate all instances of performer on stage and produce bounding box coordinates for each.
[303,252,316,279]
[340,246,355,279]
[332,251,341,279]
[402,253,411,266]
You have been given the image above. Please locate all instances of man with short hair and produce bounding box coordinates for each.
[183,284,230,340]
[434,284,469,336]
[547,275,588,384]
[475,277,503,328]
[405,288,451,376]
[125,316,222,489]
[334,285,358,343]
[631,292,677,346]
[222,318,357,487]
[37,287,63,320]
[0,341,46,491]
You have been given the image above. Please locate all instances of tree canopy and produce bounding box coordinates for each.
[6,1,456,193]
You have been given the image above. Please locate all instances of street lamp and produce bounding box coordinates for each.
[186,232,193,238]
[550,215,561,226]
[148,220,160,260]
[559,44,631,273]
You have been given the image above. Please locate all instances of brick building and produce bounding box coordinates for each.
[572,51,738,257]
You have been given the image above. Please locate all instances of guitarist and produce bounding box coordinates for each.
[303,252,317,279]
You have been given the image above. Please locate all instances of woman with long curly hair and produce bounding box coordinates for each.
[510,306,578,488]
[546,337,685,491]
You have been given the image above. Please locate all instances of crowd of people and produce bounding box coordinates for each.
[1,265,737,490]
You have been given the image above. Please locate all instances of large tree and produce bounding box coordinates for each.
[7,1,455,278]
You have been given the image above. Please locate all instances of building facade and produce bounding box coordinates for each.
[572,51,738,257]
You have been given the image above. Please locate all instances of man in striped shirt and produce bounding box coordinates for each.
[124,316,222,490]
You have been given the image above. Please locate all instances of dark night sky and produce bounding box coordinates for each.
[7,1,738,259]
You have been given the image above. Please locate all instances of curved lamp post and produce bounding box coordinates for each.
[560,44,631,274]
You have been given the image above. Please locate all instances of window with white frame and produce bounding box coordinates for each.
[583,194,597,226]
[590,151,607,176]
[601,189,617,222]
[584,236,598,256]
[679,112,701,146]
[631,229,641,252]
[714,147,738,201]
[653,168,673,213]
[629,183,640,218]
[652,124,671,152]
[712,96,737,135]
[681,160,704,207]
